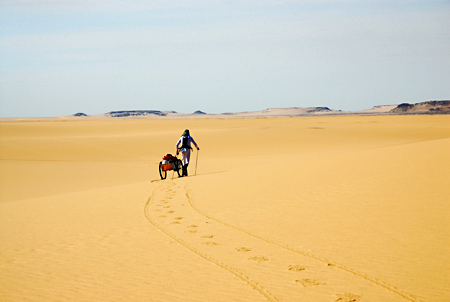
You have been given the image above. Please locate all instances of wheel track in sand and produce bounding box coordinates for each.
[184,182,422,302]
[144,182,279,302]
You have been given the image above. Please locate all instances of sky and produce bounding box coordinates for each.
[0,0,449,117]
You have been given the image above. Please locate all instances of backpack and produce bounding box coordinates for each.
[180,136,192,150]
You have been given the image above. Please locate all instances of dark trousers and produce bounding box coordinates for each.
[182,164,188,176]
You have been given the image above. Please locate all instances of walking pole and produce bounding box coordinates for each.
[172,152,178,179]
[171,154,175,179]
[195,149,199,176]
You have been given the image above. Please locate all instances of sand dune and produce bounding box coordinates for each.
[1,115,449,301]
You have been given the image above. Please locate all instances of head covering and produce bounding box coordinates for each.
[182,129,190,137]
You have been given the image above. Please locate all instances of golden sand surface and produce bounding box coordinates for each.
[1,115,449,302]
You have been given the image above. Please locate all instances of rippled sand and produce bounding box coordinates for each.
[1,115,449,301]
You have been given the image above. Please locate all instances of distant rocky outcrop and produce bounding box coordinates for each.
[193,110,206,114]
[73,112,87,116]
[306,107,333,113]
[392,103,414,112]
[106,110,170,117]
[390,101,450,114]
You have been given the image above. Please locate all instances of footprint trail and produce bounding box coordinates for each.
[144,181,421,302]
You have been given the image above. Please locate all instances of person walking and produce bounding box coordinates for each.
[176,129,199,177]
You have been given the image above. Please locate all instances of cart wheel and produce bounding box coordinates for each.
[176,159,183,177]
[159,161,166,180]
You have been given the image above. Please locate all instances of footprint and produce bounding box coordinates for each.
[163,206,171,208]
[236,247,251,252]
[174,217,183,220]
[335,293,361,302]
[295,279,323,287]
[288,265,306,271]
[201,235,214,239]
[187,225,198,228]
[158,215,166,218]
[167,211,174,214]
[170,221,180,225]
[248,257,269,262]
[185,230,198,233]
[154,209,162,212]
[202,242,218,246]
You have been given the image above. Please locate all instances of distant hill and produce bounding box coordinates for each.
[306,107,334,113]
[105,110,175,117]
[69,101,449,119]
[193,110,207,114]
[390,101,450,114]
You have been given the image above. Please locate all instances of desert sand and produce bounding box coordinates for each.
[1,115,449,302]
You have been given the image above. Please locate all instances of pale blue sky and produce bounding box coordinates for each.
[0,0,449,117]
